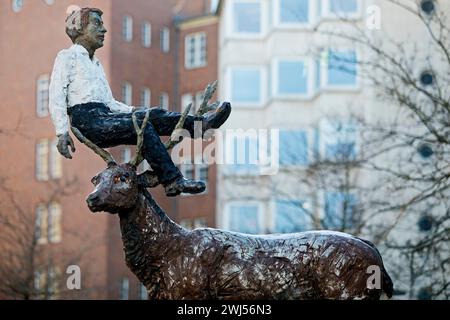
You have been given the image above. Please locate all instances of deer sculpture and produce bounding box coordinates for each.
[71,84,393,300]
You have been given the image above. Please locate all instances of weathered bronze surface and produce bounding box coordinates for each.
[85,160,393,300]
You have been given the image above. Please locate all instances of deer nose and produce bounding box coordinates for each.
[87,193,100,207]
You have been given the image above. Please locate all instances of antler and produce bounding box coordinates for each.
[71,127,117,166]
[130,110,151,167]
[138,81,220,187]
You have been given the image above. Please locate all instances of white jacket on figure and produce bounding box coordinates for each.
[49,44,133,136]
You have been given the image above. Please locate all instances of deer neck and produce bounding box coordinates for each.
[118,188,182,282]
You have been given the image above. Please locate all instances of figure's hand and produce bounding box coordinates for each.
[57,132,76,159]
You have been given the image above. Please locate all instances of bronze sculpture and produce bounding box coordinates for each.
[58,7,394,300]
[49,7,231,197]
[72,112,394,300]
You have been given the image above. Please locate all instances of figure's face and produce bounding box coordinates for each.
[79,12,107,51]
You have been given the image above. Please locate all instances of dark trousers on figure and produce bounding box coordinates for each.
[68,103,201,185]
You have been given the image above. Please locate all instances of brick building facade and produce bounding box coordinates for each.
[0,0,218,300]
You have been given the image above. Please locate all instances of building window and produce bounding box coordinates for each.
[36,139,62,181]
[226,135,261,175]
[320,119,358,161]
[197,164,209,184]
[121,147,131,163]
[36,74,50,117]
[230,67,264,105]
[275,59,310,96]
[326,0,359,16]
[180,218,208,230]
[120,278,129,300]
[159,92,169,110]
[47,266,60,300]
[140,87,151,107]
[194,91,204,112]
[277,0,310,24]
[141,22,151,48]
[232,0,262,34]
[36,139,49,181]
[324,192,357,229]
[185,33,207,69]
[160,27,170,53]
[139,283,148,300]
[275,200,311,233]
[325,49,358,88]
[50,138,62,179]
[420,0,435,15]
[182,163,195,180]
[36,202,62,244]
[211,0,220,12]
[12,0,23,13]
[226,203,262,234]
[48,202,62,243]
[34,266,59,300]
[181,93,194,115]
[122,82,132,105]
[122,16,133,42]
[279,130,308,166]
[35,204,48,244]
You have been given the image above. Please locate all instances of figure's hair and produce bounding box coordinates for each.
[65,7,103,43]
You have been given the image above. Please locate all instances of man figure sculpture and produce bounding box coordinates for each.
[49,7,231,197]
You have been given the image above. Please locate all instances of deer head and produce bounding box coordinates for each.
[71,111,159,214]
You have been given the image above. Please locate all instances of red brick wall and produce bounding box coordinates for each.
[0,0,114,299]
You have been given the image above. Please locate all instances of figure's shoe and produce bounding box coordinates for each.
[202,102,232,133]
[165,177,206,197]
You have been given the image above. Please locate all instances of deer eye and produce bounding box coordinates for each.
[114,175,129,184]
[91,176,99,185]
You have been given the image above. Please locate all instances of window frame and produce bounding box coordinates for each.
[273,0,318,29]
[272,57,316,99]
[120,278,129,300]
[36,74,50,118]
[160,27,170,53]
[159,92,169,110]
[36,139,49,181]
[181,93,194,115]
[224,133,262,176]
[49,138,63,179]
[223,201,265,234]
[122,81,133,105]
[271,198,313,233]
[278,128,311,168]
[318,118,359,161]
[321,0,362,20]
[227,66,267,107]
[140,87,151,107]
[321,48,361,91]
[122,16,133,42]
[185,32,208,69]
[12,0,24,13]
[35,203,48,245]
[227,0,268,39]
[48,202,62,244]
[195,156,209,194]
[141,22,152,48]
